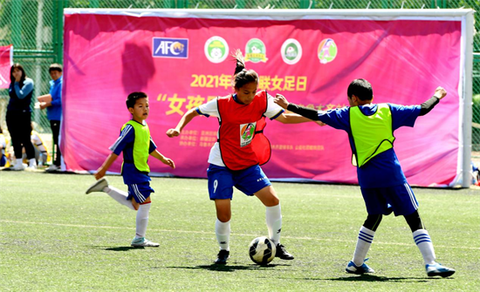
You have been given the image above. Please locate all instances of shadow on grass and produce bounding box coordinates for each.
[90,246,145,251]
[321,274,430,283]
[168,263,289,272]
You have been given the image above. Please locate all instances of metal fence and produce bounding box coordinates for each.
[1,0,479,151]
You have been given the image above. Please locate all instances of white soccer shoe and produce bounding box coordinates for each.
[85,177,109,194]
[12,163,25,171]
[426,263,455,277]
[46,164,59,172]
[131,237,159,247]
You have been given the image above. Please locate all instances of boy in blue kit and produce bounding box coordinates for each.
[86,92,175,247]
[38,63,63,171]
[274,79,455,277]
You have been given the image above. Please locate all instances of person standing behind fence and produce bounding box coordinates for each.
[38,63,63,171]
[6,63,36,170]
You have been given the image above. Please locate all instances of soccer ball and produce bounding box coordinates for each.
[248,236,276,265]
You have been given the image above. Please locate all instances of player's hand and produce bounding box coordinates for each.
[94,168,106,180]
[166,128,180,137]
[162,157,175,169]
[273,94,289,109]
[433,87,447,100]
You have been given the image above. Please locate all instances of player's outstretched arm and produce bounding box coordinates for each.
[274,94,324,125]
[150,149,175,169]
[94,153,118,180]
[419,86,447,116]
[433,86,447,100]
[166,108,200,138]
[273,94,289,109]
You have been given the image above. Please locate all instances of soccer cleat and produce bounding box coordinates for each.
[426,263,455,277]
[131,237,159,247]
[214,249,230,265]
[346,259,375,274]
[46,164,59,172]
[85,177,109,194]
[275,243,294,260]
[12,163,25,171]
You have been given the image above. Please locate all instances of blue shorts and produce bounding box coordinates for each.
[0,155,6,167]
[126,182,155,204]
[207,164,271,200]
[360,183,418,216]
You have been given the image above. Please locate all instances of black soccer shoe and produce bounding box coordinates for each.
[214,249,230,265]
[275,244,294,260]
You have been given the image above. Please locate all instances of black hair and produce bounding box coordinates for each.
[347,79,373,101]
[49,63,63,73]
[10,63,26,87]
[0,126,2,134]
[231,49,258,90]
[126,92,148,109]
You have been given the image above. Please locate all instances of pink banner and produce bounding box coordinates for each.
[63,11,462,186]
[0,45,12,89]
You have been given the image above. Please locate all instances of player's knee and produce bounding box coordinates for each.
[217,214,231,222]
[404,210,423,232]
[270,196,280,206]
[363,214,382,231]
[132,199,139,210]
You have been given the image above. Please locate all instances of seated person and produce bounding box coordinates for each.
[0,127,7,167]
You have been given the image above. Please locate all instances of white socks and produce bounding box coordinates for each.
[105,186,135,210]
[135,203,151,238]
[266,204,282,245]
[413,229,436,265]
[215,219,230,251]
[352,226,375,266]
[28,158,37,168]
[102,185,152,239]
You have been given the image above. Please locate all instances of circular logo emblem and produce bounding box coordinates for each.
[241,123,255,140]
[281,39,302,65]
[245,38,268,63]
[171,42,185,55]
[317,38,337,64]
[204,36,229,63]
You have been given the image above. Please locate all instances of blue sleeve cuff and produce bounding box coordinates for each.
[270,109,284,120]
[196,108,210,117]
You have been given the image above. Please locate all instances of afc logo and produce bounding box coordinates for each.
[152,37,189,59]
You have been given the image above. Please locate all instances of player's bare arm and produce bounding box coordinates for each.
[275,112,318,124]
[94,152,118,180]
[273,94,289,109]
[150,150,175,169]
[166,108,200,137]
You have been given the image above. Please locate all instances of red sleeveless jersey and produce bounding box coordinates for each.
[217,90,272,171]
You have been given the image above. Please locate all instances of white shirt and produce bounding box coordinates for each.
[196,93,284,167]
[0,134,5,155]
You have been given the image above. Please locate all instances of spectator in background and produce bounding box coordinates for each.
[0,126,7,167]
[6,63,36,170]
[38,63,63,171]
[30,126,49,166]
[21,123,50,167]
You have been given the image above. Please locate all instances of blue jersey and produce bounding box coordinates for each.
[109,123,157,185]
[7,78,34,112]
[47,76,62,121]
[318,104,421,188]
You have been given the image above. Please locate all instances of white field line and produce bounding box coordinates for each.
[2,219,479,251]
